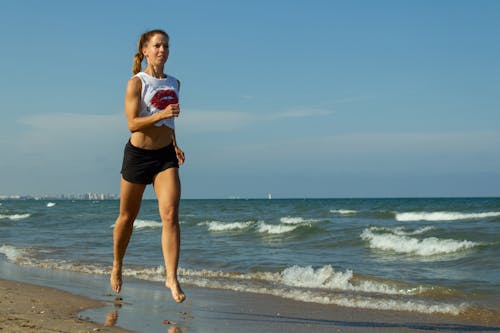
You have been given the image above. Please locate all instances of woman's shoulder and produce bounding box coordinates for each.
[128,75,142,85]
[126,75,142,94]
[131,72,147,82]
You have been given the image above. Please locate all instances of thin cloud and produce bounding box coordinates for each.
[318,94,376,107]
[178,110,254,133]
[16,112,125,147]
[1,112,128,194]
[19,112,123,130]
[178,108,335,133]
[264,109,336,120]
[221,131,500,174]
[6,112,127,168]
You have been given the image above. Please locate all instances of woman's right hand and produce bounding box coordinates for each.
[160,103,180,119]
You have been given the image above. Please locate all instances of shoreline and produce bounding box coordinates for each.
[1,251,499,332]
[0,278,134,333]
[1,277,500,333]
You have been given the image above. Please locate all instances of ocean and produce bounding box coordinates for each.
[1,197,499,320]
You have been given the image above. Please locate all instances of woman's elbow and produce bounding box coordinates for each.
[127,122,140,132]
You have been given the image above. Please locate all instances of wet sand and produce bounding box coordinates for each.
[0,278,133,333]
[2,276,499,333]
[161,286,500,333]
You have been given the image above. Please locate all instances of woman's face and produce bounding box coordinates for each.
[143,33,169,66]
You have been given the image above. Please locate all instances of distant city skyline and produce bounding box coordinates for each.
[2,192,500,201]
[0,193,119,201]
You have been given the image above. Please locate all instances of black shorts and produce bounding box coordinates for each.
[120,140,179,184]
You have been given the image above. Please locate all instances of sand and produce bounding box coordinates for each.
[0,278,133,333]
[1,277,500,333]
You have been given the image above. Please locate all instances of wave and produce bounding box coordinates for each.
[134,219,162,229]
[198,219,312,234]
[361,227,478,256]
[396,211,500,222]
[0,244,468,315]
[0,244,30,261]
[177,266,464,315]
[0,244,434,298]
[280,216,319,224]
[368,226,435,236]
[109,219,162,230]
[257,216,316,234]
[198,221,254,232]
[109,219,311,235]
[330,209,357,215]
[121,265,464,315]
[330,209,500,222]
[0,213,31,220]
[257,222,302,234]
[280,265,426,295]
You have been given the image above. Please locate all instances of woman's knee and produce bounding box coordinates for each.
[159,206,179,225]
[116,210,138,225]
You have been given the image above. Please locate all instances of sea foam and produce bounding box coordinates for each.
[109,219,163,230]
[177,265,463,314]
[280,265,420,295]
[396,211,500,222]
[0,243,466,315]
[0,244,27,262]
[280,216,318,224]
[199,221,254,232]
[257,222,299,234]
[330,209,357,215]
[133,219,162,230]
[0,213,31,220]
[369,226,435,236]
[361,227,478,256]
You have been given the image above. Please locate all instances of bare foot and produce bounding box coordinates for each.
[110,264,122,293]
[165,278,186,303]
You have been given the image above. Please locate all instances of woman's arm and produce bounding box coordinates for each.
[172,129,185,165]
[171,79,185,165]
[124,77,180,133]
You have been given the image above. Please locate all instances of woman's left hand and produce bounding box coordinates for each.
[174,146,185,165]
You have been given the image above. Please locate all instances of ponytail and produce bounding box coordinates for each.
[132,52,143,75]
[132,29,169,75]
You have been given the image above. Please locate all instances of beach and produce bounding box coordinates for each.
[1,198,500,332]
[0,278,132,333]
[1,276,500,333]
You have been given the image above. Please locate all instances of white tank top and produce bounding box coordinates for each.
[134,72,180,129]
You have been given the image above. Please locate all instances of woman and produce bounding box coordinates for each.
[110,29,186,303]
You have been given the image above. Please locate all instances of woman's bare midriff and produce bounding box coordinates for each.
[130,126,173,150]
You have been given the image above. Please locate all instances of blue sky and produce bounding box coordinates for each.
[0,0,499,198]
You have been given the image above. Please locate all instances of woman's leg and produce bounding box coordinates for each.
[153,167,185,303]
[110,177,146,293]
